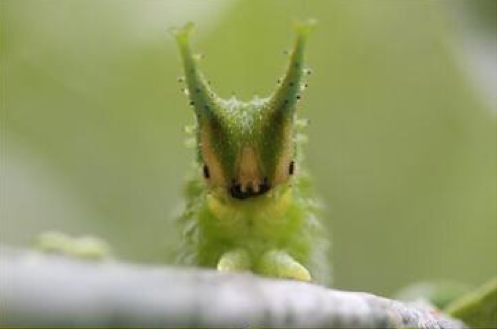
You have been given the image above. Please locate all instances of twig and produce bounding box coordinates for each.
[0,247,466,328]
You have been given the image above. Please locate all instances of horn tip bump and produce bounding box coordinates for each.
[169,21,195,44]
[294,18,318,37]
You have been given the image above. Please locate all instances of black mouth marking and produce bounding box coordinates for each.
[229,181,271,200]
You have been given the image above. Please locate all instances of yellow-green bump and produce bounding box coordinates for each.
[217,249,251,273]
[257,250,312,282]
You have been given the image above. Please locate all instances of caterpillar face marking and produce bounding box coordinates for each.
[229,177,271,200]
[289,161,295,176]
[203,164,210,179]
[172,21,315,200]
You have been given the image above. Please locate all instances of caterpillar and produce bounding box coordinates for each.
[172,20,331,285]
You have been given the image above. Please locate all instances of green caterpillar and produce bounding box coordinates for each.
[172,20,331,285]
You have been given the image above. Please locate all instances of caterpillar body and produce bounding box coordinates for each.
[172,20,331,284]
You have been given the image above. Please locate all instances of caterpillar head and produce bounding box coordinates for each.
[172,21,315,200]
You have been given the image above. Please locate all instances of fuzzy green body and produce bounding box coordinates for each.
[173,21,331,284]
[176,153,330,284]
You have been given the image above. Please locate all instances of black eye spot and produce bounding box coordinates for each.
[203,165,210,179]
[289,161,295,175]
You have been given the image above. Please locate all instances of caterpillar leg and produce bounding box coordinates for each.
[257,250,311,282]
[217,248,251,273]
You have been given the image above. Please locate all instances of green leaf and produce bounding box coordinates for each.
[395,280,472,309]
[446,277,497,329]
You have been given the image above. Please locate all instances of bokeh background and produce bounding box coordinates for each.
[1,0,495,296]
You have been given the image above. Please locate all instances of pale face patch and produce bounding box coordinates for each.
[237,146,263,193]
[200,125,227,188]
[272,126,294,186]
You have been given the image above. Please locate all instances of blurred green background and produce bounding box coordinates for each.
[1,0,496,295]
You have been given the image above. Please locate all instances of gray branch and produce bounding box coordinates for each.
[0,247,466,328]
